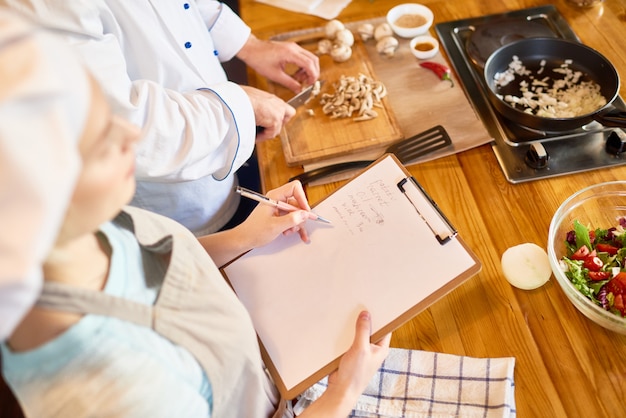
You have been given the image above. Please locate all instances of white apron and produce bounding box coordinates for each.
[36,207,289,417]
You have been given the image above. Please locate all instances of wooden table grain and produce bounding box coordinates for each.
[241,0,626,416]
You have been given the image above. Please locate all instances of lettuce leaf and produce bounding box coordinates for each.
[574,220,592,251]
[563,257,596,301]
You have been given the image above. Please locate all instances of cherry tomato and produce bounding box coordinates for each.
[588,271,610,281]
[596,243,619,255]
[583,254,603,271]
[571,245,590,260]
[606,272,626,295]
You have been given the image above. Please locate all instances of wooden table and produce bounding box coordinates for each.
[241,0,626,416]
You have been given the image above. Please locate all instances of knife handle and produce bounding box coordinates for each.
[289,160,372,184]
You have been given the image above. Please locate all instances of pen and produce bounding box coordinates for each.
[236,186,331,224]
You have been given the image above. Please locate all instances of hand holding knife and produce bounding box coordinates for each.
[256,81,323,134]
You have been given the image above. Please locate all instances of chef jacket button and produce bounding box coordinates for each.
[213,50,218,56]
[183,3,190,9]
[184,41,192,49]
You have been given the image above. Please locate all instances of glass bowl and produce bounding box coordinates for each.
[547,181,626,335]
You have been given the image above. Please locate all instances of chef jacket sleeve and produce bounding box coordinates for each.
[196,1,252,62]
[127,78,255,182]
[6,1,256,183]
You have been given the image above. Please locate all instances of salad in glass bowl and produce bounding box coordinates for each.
[562,219,626,317]
[548,181,626,334]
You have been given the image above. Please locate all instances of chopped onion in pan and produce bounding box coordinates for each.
[493,56,607,118]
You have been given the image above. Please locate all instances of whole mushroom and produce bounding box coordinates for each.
[316,38,333,55]
[325,19,345,39]
[374,23,394,42]
[376,36,399,57]
[357,23,374,42]
[330,43,352,62]
[334,28,354,47]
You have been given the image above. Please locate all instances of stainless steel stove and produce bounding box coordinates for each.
[435,5,626,183]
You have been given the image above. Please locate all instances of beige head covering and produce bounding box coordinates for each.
[0,9,91,340]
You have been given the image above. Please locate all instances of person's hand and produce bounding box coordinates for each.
[237,35,320,93]
[198,181,312,266]
[240,85,295,141]
[238,180,312,247]
[298,311,391,417]
[328,311,391,400]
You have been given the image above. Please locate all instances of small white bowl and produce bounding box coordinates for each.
[386,3,434,38]
[409,35,439,59]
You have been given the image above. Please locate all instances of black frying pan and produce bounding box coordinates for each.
[483,38,626,131]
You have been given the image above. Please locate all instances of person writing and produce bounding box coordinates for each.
[0,11,388,417]
[1,0,320,234]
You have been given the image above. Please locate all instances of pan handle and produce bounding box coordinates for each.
[595,107,626,128]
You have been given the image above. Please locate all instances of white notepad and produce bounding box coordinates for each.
[255,0,350,20]
[263,0,324,11]
[222,154,481,399]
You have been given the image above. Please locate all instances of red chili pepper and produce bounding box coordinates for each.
[420,61,454,87]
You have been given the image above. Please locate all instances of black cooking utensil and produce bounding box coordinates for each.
[290,125,451,184]
[483,38,626,131]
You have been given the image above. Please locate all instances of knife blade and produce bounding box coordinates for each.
[287,80,324,108]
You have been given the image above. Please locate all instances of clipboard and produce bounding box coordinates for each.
[222,154,481,399]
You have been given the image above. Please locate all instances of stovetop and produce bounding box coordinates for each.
[435,5,626,183]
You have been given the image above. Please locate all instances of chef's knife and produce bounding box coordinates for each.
[287,80,324,108]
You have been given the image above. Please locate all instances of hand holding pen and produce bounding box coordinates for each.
[235,183,331,245]
[237,186,331,224]
[200,182,320,265]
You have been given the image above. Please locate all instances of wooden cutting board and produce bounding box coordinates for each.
[268,29,403,166]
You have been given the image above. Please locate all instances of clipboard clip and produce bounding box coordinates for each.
[397,177,458,245]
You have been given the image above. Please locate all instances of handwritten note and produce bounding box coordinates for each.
[331,180,395,234]
[223,155,480,398]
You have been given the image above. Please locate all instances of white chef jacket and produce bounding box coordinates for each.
[2,0,257,235]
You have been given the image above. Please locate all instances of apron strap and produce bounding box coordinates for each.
[37,281,154,328]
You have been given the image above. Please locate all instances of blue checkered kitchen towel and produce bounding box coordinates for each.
[293,348,516,417]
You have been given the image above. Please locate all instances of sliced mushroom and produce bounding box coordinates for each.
[304,80,322,105]
[318,74,387,122]
[322,101,335,115]
[372,82,387,101]
[332,91,346,106]
[354,108,378,122]
[311,80,321,96]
